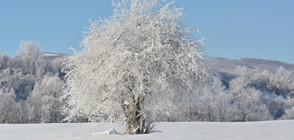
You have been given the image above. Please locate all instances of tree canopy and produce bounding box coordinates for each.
[63,0,213,134]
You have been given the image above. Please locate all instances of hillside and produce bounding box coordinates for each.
[2,50,294,123]
[41,52,68,62]
[207,57,294,78]
[41,53,294,76]
[41,52,294,75]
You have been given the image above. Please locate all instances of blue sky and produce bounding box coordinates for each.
[0,0,293,64]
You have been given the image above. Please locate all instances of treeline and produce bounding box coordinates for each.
[0,41,294,123]
[0,41,65,123]
[171,66,294,122]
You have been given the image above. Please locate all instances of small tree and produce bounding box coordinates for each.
[26,74,64,123]
[63,0,212,134]
[18,41,44,79]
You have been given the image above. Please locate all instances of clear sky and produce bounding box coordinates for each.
[0,0,293,64]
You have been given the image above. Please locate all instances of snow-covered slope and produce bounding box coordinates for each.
[208,57,294,78]
[1,120,293,140]
[41,52,67,62]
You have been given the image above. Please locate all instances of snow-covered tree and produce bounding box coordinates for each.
[200,78,234,122]
[230,87,272,121]
[228,67,272,121]
[63,0,213,134]
[0,89,22,123]
[0,52,11,70]
[26,74,64,123]
[18,41,44,79]
[269,67,294,97]
[171,78,234,122]
[282,107,294,119]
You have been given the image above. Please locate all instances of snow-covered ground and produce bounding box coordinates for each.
[0,120,293,140]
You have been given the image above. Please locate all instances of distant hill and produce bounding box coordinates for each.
[40,53,294,79]
[207,57,294,79]
[41,52,68,61]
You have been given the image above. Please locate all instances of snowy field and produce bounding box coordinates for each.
[0,120,293,140]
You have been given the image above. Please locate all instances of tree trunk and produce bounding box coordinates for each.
[133,96,141,134]
[122,95,149,134]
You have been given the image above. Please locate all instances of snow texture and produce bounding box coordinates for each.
[0,120,293,140]
[91,128,121,135]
